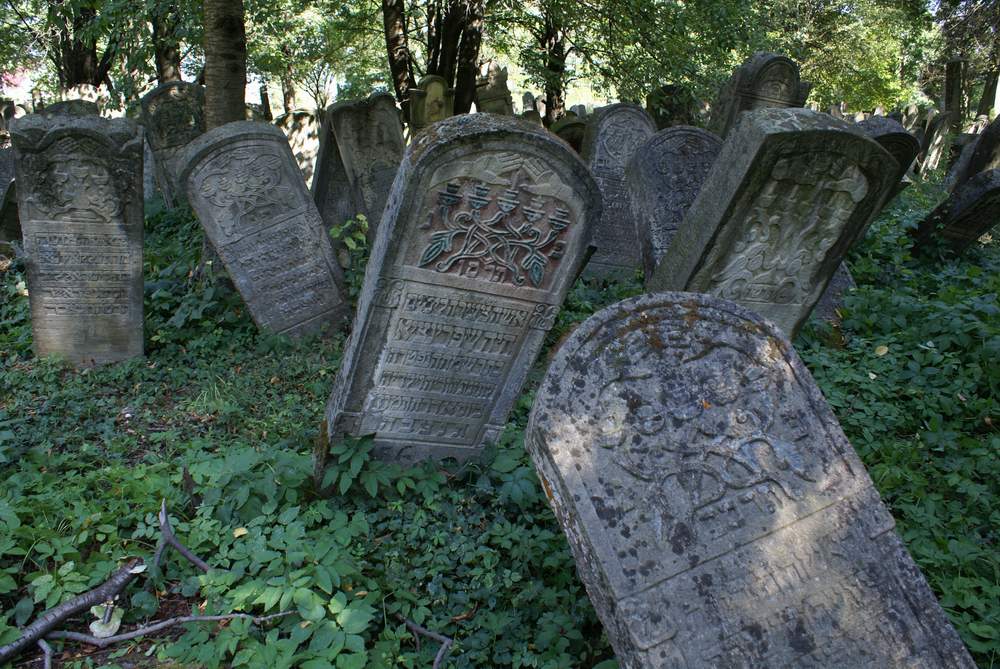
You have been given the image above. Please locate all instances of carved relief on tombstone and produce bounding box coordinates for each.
[912,168,1000,255]
[626,126,722,282]
[709,52,811,138]
[312,94,405,245]
[409,75,454,131]
[11,114,144,365]
[474,63,515,116]
[274,110,321,184]
[650,109,897,337]
[324,114,600,464]
[526,291,976,669]
[180,121,350,336]
[140,81,206,207]
[581,103,656,277]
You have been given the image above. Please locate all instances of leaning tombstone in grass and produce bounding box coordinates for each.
[320,114,599,467]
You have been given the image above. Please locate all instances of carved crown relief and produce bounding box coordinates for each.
[24,137,121,221]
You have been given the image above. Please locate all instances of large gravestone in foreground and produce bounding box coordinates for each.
[581,103,655,277]
[275,110,320,184]
[627,126,721,283]
[527,292,975,669]
[312,95,404,244]
[650,109,896,337]
[11,114,144,365]
[709,52,811,138]
[325,115,599,463]
[180,121,350,336]
[140,81,205,207]
[912,168,1000,255]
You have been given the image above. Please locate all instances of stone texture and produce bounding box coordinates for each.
[274,110,321,185]
[549,116,587,153]
[521,110,543,126]
[949,114,1000,188]
[526,291,976,669]
[626,126,722,283]
[325,114,600,463]
[919,111,953,175]
[709,52,811,138]
[311,94,404,245]
[856,116,919,191]
[43,99,100,117]
[142,138,158,201]
[474,63,514,115]
[581,103,656,277]
[649,108,897,338]
[409,75,454,131]
[0,146,18,242]
[811,262,856,323]
[912,168,1000,255]
[179,121,350,336]
[11,113,144,365]
[140,81,206,207]
[570,104,587,117]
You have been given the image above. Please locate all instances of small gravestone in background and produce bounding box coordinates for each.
[274,110,321,184]
[0,146,18,242]
[570,104,587,117]
[581,103,655,277]
[409,75,454,131]
[902,104,920,131]
[912,169,1000,255]
[919,111,953,174]
[856,116,919,196]
[11,114,144,365]
[180,121,350,337]
[142,139,158,201]
[323,114,600,464]
[527,291,976,669]
[949,114,1000,188]
[645,84,699,130]
[312,94,405,245]
[140,81,206,207]
[627,126,722,283]
[520,110,543,126]
[44,99,100,117]
[549,116,587,153]
[709,52,811,138]
[474,63,514,115]
[649,108,897,337]
[522,92,535,114]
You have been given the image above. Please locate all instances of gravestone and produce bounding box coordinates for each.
[274,110,321,184]
[44,99,100,117]
[324,114,600,463]
[581,103,656,277]
[709,52,811,138]
[142,139,158,201]
[521,110,543,126]
[10,113,144,365]
[409,75,454,131]
[474,63,514,115]
[902,103,920,131]
[179,121,350,336]
[522,92,536,114]
[828,105,843,120]
[550,116,587,153]
[526,291,976,669]
[856,116,919,196]
[645,84,699,130]
[312,94,405,244]
[944,59,966,131]
[626,126,722,282]
[0,146,18,242]
[949,114,1000,188]
[570,104,587,117]
[912,168,1000,255]
[140,81,206,207]
[919,111,952,174]
[649,108,897,337]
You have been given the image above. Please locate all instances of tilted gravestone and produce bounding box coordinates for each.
[911,168,1000,255]
[709,52,811,138]
[140,81,206,207]
[474,63,514,115]
[627,126,722,283]
[324,114,600,463]
[11,114,144,365]
[409,75,454,131]
[581,103,656,277]
[919,111,953,175]
[856,116,919,192]
[179,121,350,336]
[274,110,321,185]
[649,109,897,338]
[526,291,976,669]
[949,114,1000,188]
[312,94,405,245]
[549,116,587,153]
[0,146,18,242]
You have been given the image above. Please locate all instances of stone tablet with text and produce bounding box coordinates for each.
[527,292,975,669]
[325,114,599,463]
[140,81,206,207]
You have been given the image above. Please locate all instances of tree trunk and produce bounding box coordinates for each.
[281,75,296,113]
[151,4,183,83]
[541,13,566,125]
[382,0,415,116]
[49,2,116,89]
[203,0,247,129]
[944,58,965,131]
[452,0,484,114]
[434,0,466,84]
[260,84,273,120]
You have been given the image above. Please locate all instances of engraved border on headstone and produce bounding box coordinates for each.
[11,113,145,365]
[325,114,600,463]
[526,291,976,669]
[709,52,810,138]
[650,108,897,337]
[179,120,350,337]
[912,168,1000,254]
[140,81,206,208]
[626,125,722,283]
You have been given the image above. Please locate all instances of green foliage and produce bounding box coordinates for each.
[329,213,371,306]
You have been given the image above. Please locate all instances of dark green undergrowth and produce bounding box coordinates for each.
[0,181,997,668]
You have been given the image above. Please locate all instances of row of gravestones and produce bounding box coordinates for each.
[4,63,985,667]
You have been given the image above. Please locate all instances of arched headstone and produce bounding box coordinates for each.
[549,116,587,153]
[709,52,811,138]
[140,81,206,207]
[409,75,454,130]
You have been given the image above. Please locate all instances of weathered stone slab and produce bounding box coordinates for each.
[709,52,811,138]
[140,81,206,207]
[919,111,953,174]
[570,104,587,117]
[43,99,100,117]
[311,94,404,244]
[649,108,897,337]
[0,146,18,242]
[812,261,856,323]
[142,138,158,201]
[856,116,919,199]
[274,110,320,185]
[581,103,655,277]
[409,75,454,131]
[179,121,350,336]
[912,168,1000,254]
[11,114,144,365]
[521,110,543,126]
[526,291,976,669]
[949,114,1000,188]
[474,63,514,115]
[550,116,587,153]
[325,114,600,463]
[626,126,722,283]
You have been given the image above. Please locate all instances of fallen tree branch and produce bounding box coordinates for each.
[158,499,210,573]
[397,615,454,669]
[0,559,143,663]
[46,611,293,649]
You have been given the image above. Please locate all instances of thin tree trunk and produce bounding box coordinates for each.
[382,0,415,117]
[541,14,566,125]
[435,0,465,84]
[978,69,999,118]
[260,84,273,120]
[151,4,183,83]
[452,0,483,114]
[281,74,296,113]
[203,0,247,129]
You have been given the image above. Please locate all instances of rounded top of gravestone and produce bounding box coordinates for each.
[857,116,919,171]
[580,103,656,158]
[325,93,397,117]
[9,112,141,149]
[140,80,204,105]
[416,74,449,90]
[177,120,289,185]
[961,114,1000,180]
[731,106,868,139]
[41,99,101,117]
